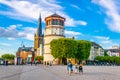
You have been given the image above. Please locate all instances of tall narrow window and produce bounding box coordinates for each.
[55,19,58,25]
[60,20,62,26]
[52,19,58,25]
[52,20,55,25]
[60,20,64,26]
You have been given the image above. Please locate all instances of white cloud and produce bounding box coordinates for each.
[7,37,15,40]
[71,4,81,10]
[100,40,118,49]
[95,36,110,40]
[101,41,112,44]
[0,0,87,27]
[95,36,111,44]
[0,25,36,41]
[0,25,25,38]
[0,27,4,33]
[65,30,82,38]
[94,35,120,49]
[92,0,120,33]
[65,17,87,26]
[19,27,36,40]
[65,30,82,35]
[0,43,11,46]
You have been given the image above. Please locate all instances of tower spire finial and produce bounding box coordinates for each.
[39,12,41,19]
[21,40,25,48]
[21,40,23,47]
[36,12,42,36]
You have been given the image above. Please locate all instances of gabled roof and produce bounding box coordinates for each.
[106,49,120,53]
[17,47,33,52]
[91,42,103,49]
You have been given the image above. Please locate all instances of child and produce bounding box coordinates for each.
[74,63,78,74]
[79,63,83,74]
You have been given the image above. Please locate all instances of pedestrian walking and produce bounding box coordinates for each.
[74,63,78,74]
[3,60,6,66]
[34,61,37,66]
[67,60,73,76]
[30,61,32,66]
[79,63,83,74]
[6,60,8,66]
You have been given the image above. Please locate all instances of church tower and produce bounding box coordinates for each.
[44,13,65,63]
[34,13,43,56]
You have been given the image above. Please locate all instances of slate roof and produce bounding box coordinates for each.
[45,13,65,20]
[17,47,33,52]
[92,42,103,49]
[106,49,120,53]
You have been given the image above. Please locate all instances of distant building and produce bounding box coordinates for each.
[89,42,104,60]
[111,45,119,49]
[16,43,34,61]
[106,46,120,57]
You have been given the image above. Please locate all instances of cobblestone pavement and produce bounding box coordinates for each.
[0,65,120,80]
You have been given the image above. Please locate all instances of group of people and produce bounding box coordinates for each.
[3,60,8,66]
[67,60,83,76]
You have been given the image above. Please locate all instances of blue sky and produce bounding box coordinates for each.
[0,0,120,56]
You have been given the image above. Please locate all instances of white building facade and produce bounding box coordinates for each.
[106,46,120,57]
[89,42,104,60]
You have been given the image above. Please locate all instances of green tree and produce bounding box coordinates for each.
[95,56,120,64]
[1,54,15,60]
[50,38,91,61]
[76,40,91,60]
[104,50,109,56]
[50,38,77,59]
[35,56,44,60]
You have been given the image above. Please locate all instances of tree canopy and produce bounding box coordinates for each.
[95,56,120,64]
[104,50,109,56]
[50,38,77,58]
[50,38,92,60]
[1,54,15,60]
[76,40,91,60]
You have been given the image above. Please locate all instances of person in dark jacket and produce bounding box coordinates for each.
[79,63,83,74]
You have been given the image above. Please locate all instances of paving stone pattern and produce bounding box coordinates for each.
[0,65,120,80]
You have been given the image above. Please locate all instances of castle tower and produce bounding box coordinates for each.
[44,13,65,62]
[34,13,43,56]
